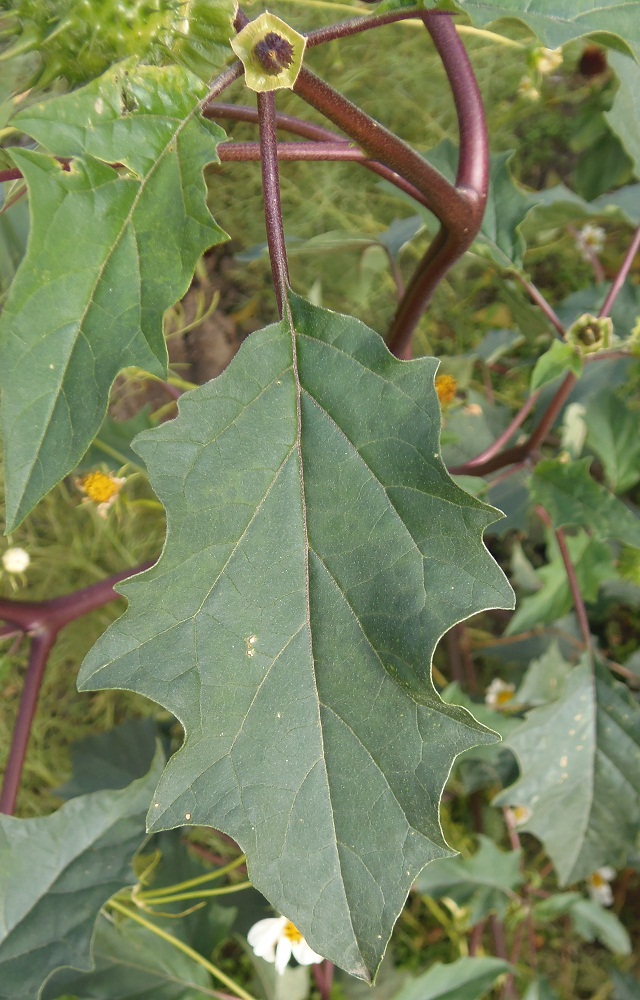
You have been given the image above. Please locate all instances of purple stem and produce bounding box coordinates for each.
[257,91,290,317]
[536,506,592,655]
[451,371,576,478]
[514,273,565,337]
[0,562,153,814]
[385,13,488,358]
[598,224,640,318]
[0,630,56,815]
[208,102,431,207]
[219,140,365,162]
[448,391,539,474]
[305,7,425,47]
[293,65,465,224]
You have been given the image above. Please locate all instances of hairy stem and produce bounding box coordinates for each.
[257,91,290,316]
[208,102,430,206]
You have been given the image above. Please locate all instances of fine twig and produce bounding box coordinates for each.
[598,223,640,318]
[0,563,153,814]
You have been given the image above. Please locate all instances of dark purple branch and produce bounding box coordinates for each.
[450,372,576,477]
[207,102,431,207]
[0,630,56,814]
[536,507,592,656]
[448,391,539,475]
[305,7,424,47]
[425,13,487,196]
[598,224,640,318]
[219,140,365,162]
[293,66,465,224]
[311,961,334,1000]
[201,62,244,114]
[514,273,565,336]
[0,562,153,813]
[257,91,290,317]
[206,102,348,143]
[386,14,488,358]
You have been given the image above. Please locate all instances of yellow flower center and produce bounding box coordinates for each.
[495,688,515,706]
[283,921,303,944]
[79,471,122,504]
[589,872,605,888]
[435,374,458,407]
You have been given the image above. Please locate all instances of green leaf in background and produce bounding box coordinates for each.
[606,53,640,176]
[514,644,571,707]
[585,390,640,494]
[414,835,522,923]
[570,898,631,955]
[522,977,560,1000]
[78,408,155,473]
[424,143,534,271]
[78,294,514,980]
[387,955,511,1000]
[40,915,213,1000]
[530,341,583,392]
[441,683,519,793]
[446,0,640,61]
[55,717,161,799]
[0,749,163,1000]
[505,530,616,635]
[494,663,640,884]
[531,458,640,549]
[0,62,227,530]
[610,969,640,1000]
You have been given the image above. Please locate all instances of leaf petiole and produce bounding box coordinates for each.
[107,897,258,1000]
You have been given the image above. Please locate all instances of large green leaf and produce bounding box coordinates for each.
[0,749,163,1000]
[0,62,227,530]
[414,835,522,922]
[389,956,510,1000]
[41,916,213,1000]
[494,663,640,884]
[78,294,513,980]
[531,458,640,549]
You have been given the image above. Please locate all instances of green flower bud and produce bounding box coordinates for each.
[231,12,306,93]
[565,313,613,355]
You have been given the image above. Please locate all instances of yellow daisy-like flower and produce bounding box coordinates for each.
[435,374,458,408]
[76,470,126,518]
[485,677,516,710]
[247,915,323,974]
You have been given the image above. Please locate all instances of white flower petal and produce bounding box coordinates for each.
[2,547,30,573]
[274,936,293,974]
[248,916,287,962]
[597,866,616,881]
[291,939,324,966]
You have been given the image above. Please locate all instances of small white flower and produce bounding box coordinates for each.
[534,47,563,75]
[247,915,323,974]
[587,867,615,907]
[506,805,532,827]
[518,75,540,101]
[575,224,605,260]
[485,678,516,710]
[2,547,30,574]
